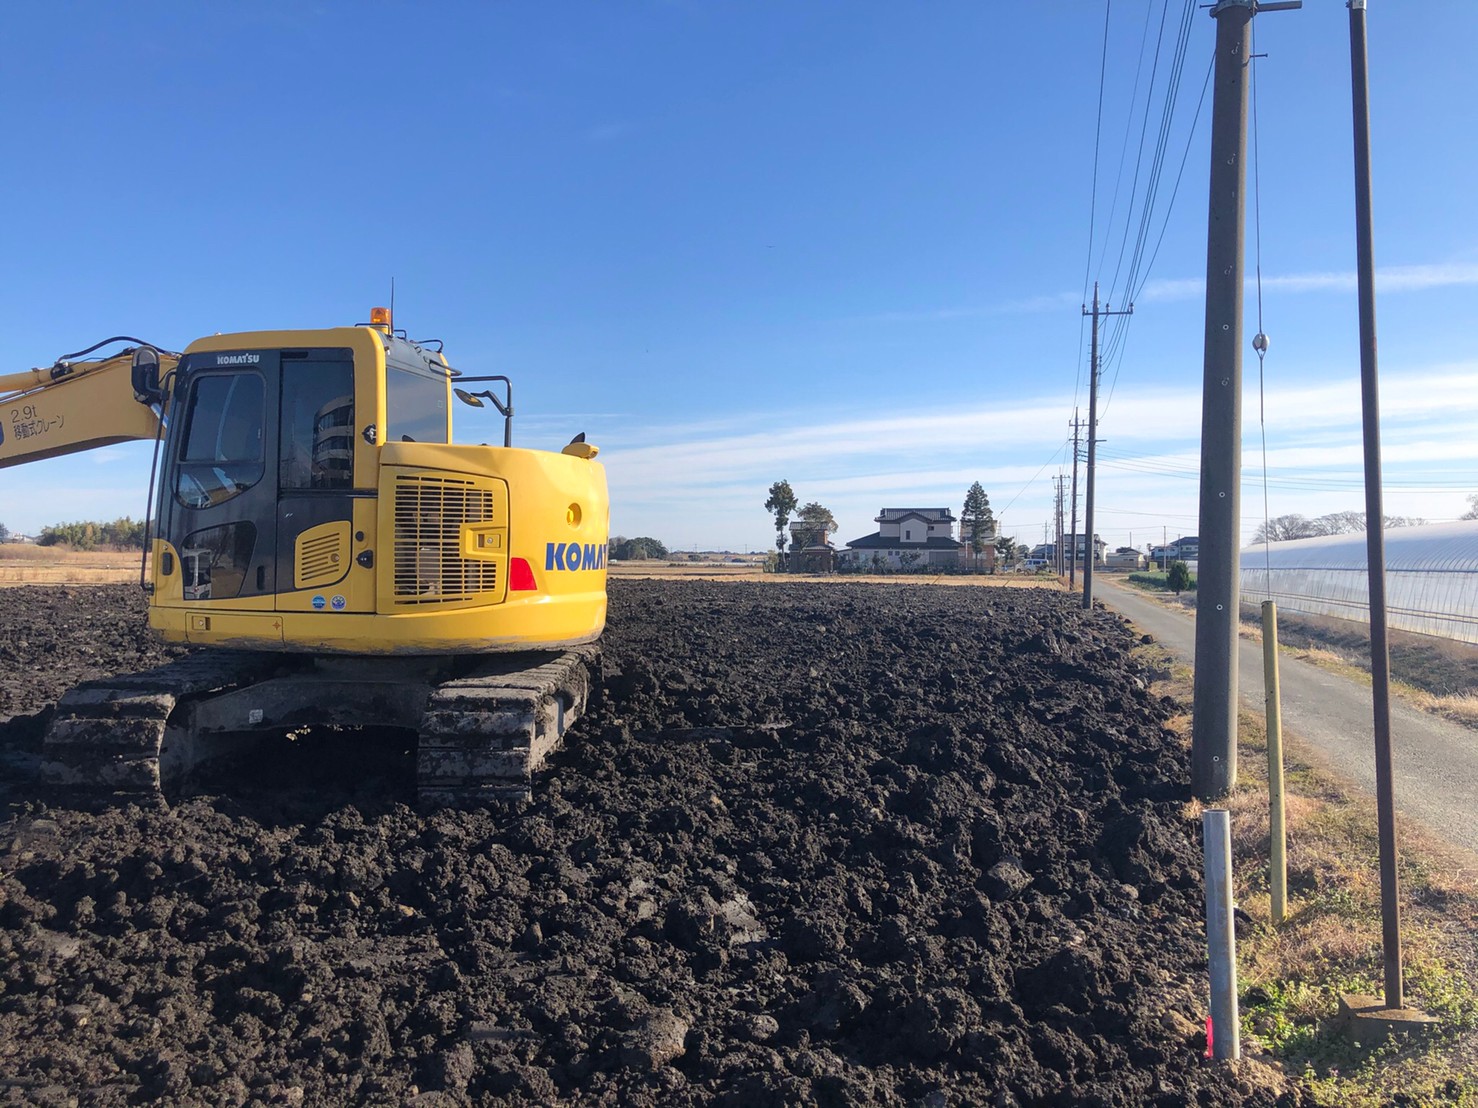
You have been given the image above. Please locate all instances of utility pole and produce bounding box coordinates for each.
[1191,0,1299,800]
[1053,475,1066,575]
[1349,0,1403,1012]
[1081,282,1131,611]
[1069,410,1082,588]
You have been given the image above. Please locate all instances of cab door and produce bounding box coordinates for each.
[162,353,280,604]
[274,348,369,611]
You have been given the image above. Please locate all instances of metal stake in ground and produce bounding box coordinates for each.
[1203,808,1240,1060]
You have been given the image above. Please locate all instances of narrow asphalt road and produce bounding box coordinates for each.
[1094,576,1478,856]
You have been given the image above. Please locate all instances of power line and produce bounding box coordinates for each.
[1105,0,1175,306]
[1078,1,1212,419]
[1093,0,1158,289]
[996,436,1075,518]
[1082,0,1115,309]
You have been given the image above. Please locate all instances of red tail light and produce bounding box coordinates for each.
[509,557,538,591]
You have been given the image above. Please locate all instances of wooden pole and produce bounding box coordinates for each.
[1262,600,1287,925]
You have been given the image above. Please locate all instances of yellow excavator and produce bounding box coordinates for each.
[0,309,608,804]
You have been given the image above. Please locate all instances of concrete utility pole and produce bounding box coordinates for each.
[1349,0,1403,1011]
[1081,282,1131,611]
[1053,475,1067,574]
[1191,0,1299,800]
[1069,411,1082,588]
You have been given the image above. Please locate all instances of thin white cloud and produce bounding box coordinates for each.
[603,361,1478,547]
[1139,262,1478,303]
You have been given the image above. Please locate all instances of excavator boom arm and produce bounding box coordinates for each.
[0,346,177,469]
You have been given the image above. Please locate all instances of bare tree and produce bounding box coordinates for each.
[1253,514,1317,543]
[1256,510,1427,544]
[1310,510,1365,536]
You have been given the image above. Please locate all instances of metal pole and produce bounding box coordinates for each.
[1262,600,1287,925]
[1192,0,1253,800]
[1203,808,1240,1060]
[1349,0,1403,1010]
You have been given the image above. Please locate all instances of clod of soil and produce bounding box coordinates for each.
[0,582,1307,1106]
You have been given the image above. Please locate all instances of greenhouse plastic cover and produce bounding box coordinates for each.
[1240,520,1478,644]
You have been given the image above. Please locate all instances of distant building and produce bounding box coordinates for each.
[1030,533,1107,568]
[1150,535,1199,567]
[787,520,836,573]
[312,394,355,487]
[841,507,968,570]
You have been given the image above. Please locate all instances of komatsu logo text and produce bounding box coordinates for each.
[215,353,261,365]
[546,542,607,572]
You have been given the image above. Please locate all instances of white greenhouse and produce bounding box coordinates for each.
[1239,521,1478,645]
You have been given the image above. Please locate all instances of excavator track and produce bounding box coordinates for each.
[39,652,283,798]
[417,645,600,805]
[39,647,600,806]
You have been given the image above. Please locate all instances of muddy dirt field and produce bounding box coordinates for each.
[0,583,1303,1106]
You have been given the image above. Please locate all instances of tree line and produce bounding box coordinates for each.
[0,517,148,550]
[608,536,670,561]
[1253,510,1428,544]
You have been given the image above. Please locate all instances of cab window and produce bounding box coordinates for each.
[387,364,449,443]
[175,373,265,509]
[280,357,354,490]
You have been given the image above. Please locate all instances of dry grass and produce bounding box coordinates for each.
[1134,579,1478,736]
[0,544,141,586]
[1396,688,1478,727]
[1140,649,1478,1105]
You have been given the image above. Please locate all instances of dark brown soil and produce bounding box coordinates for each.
[0,582,1305,1106]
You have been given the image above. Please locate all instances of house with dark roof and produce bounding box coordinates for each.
[841,507,966,569]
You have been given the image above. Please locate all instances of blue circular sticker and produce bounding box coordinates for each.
[330,595,347,611]
[311,595,326,610]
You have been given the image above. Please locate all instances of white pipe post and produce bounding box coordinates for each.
[1203,808,1241,1059]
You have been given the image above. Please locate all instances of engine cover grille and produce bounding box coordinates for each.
[392,474,501,604]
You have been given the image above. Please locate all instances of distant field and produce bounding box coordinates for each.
[0,545,1062,591]
[0,545,141,586]
[609,561,1062,588]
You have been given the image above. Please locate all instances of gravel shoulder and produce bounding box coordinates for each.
[1095,577,1478,858]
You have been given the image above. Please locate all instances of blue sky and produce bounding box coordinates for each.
[3,2,1475,553]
